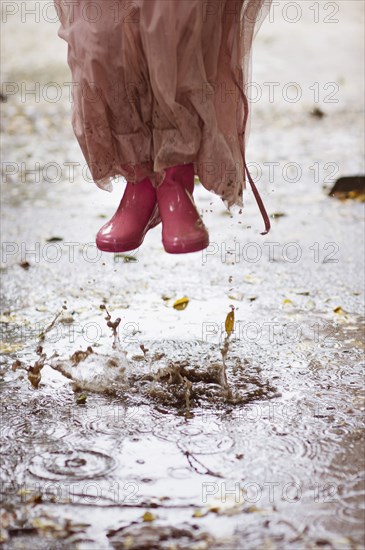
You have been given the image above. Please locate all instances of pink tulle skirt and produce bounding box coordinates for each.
[55,0,271,208]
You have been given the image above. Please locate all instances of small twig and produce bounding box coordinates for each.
[184,451,224,479]
[38,310,63,342]
[100,304,121,349]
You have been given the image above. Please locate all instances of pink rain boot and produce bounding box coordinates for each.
[96,177,160,253]
[156,164,209,254]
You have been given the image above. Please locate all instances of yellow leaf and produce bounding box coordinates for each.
[31,517,62,531]
[0,341,24,354]
[282,299,293,306]
[173,297,189,311]
[142,511,156,522]
[225,307,235,336]
[192,509,206,518]
[228,292,244,301]
[243,275,256,284]
[348,190,365,202]
[18,488,33,496]
[246,505,265,513]
[76,394,87,405]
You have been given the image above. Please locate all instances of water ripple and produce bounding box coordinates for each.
[28,450,115,481]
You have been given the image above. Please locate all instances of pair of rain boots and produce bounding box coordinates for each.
[96,164,209,254]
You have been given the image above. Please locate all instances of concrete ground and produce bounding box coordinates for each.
[1,1,364,549]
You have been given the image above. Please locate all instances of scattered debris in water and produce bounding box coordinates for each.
[310,106,326,119]
[113,254,138,263]
[9,303,276,411]
[100,304,121,349]
[12,345,58,389]
[107,523,215,550]
[45,236,64,243]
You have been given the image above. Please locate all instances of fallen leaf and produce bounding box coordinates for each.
[0,314,18,324]
[18,488,33,497]
[333,306,348,316]
[282,299,293,306]
[310,107,325,119]
[27,494,43,506]
[123,255,138,263]
[228,292,244,301]
[173,297,189,311]
[76,394,87,405]
[348,190,365,201]
[31,517,62,532]
[225,306,235,336]
[192,509,206,518]
[243,275,258,285]
[244,505,266,514]
[142,511,156,522]
[0,341,24,354]
[209,506,220,513]
[46,237,63,242]
[329,176,364,197]
[114,254,138,263]
[331,190,365,202]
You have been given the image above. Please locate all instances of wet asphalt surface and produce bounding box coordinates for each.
[1,2,365,549]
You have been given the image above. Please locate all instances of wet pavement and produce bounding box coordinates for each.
[1,1,365,549]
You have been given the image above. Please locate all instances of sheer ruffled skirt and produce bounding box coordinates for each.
[55,0,271,208]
